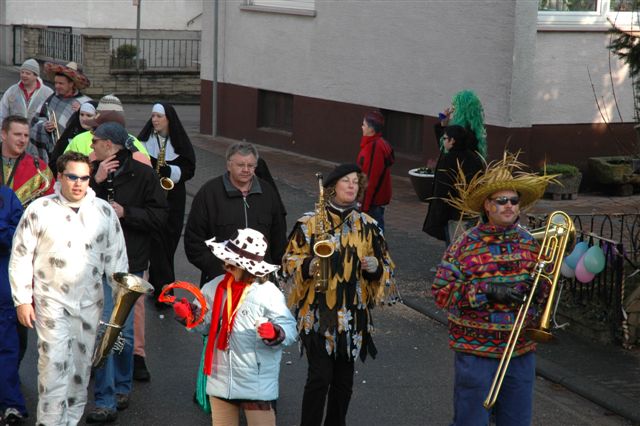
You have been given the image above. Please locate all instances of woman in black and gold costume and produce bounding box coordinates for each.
[282,163,397,426]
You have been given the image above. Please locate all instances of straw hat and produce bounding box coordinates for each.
[205,228,279,277]
[447,152,558,217]
[44,61,91,89]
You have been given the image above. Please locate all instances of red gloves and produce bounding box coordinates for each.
[258,322,277,340]
[173,297,192,320]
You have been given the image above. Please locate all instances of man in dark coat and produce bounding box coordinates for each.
[86,122,168,423]
[184,142,287,285]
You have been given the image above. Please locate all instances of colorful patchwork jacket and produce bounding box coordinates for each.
[432,222,543,358]
[282,203,397,362]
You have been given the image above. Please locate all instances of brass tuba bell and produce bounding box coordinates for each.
[92,273,154,368]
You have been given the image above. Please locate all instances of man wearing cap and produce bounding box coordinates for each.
[9,151,128,426]
[185,141,286,286]
[0,59,53,127]
[356,110,394,232]
[30,61,92,163]
[85,122,167,423]
[65,94,150,166]
[432,154,556,425]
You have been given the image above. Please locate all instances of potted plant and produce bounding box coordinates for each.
[588,13,640,195]
[541,163,582,200]
[111,43,144,69]
[408,162,435,202]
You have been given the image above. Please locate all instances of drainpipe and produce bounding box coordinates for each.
[212,0,218,136]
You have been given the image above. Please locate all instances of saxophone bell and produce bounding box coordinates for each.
[155,132,174,192]
[21,158,52,207]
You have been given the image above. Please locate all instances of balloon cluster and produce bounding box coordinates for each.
[560,241,606,283]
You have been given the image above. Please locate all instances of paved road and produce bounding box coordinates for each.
[12,104,635,425]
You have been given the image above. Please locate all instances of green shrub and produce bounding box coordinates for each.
[541,163,580,177]
[116,44,138,60]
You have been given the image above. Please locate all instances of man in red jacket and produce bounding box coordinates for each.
[356,110,394,232]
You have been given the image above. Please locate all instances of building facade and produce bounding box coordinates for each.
[199,0,637,173]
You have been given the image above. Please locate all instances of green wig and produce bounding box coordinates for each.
[451,90,487,158]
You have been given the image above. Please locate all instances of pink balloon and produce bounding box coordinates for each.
[575,254,595,283]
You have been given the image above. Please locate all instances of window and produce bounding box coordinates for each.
[381,110,424,155]
[537,0,638,29]
[258,90,293,133]
[243,0,315,16]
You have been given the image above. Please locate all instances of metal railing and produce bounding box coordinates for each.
[38,28,83,64]
[527,213,640,346]
[110,38,200,70]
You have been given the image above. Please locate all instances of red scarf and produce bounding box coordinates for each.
[203,273,250,376]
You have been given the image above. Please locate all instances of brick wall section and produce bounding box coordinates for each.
[22,26,43,59]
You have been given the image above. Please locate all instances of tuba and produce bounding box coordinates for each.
[155,132,174,191]
[483,211,575,409]
[92,273,154,368]
[312,173,334,292]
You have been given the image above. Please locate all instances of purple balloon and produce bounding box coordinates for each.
[560,259,576,279]
[575,254,595,283]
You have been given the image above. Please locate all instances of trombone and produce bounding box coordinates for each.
[483,211,575,410]
[45,102,60,145]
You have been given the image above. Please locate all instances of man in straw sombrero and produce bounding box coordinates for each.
[30,61,91,164]
[432,152,557,425]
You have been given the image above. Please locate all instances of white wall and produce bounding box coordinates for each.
[205,0,539,128]
[4,0,202,31]
[531,31,634,125]
[200,1,635,128]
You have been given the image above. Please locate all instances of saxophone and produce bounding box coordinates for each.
[21,158,52,207]
[312,172,335,292]
[155,132,174,191]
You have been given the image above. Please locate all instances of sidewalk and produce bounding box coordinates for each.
[184,129,640,424]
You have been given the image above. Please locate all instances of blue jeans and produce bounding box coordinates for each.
[94,272,141,410]
[367,205,385,232]
[452,351,535,426]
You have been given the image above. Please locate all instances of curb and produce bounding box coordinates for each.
[401,297,640,424]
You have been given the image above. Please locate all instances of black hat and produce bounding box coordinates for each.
[323,163,361,188]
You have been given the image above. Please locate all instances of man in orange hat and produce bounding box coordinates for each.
[30,62,91,164]
[432,153,557,426]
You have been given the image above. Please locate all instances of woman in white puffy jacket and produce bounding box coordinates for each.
[172,228,296,426]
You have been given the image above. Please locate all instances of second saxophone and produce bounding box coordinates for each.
[155,132,174,191]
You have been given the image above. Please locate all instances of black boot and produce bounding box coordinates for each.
[133,354,151,382]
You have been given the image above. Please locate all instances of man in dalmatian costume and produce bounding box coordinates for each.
[9,151,128,425]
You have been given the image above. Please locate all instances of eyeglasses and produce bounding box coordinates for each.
[229,161,257,170]
[91,138,105,145]
[490,196,520,206]
[64,173,91,182]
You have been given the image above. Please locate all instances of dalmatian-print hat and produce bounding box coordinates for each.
[205,228,279,277]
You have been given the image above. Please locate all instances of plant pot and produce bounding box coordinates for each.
[408,169,434,202]
[545,173,582,200]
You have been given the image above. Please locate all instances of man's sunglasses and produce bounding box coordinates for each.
[490,196,520,206]
[64,173,91,182]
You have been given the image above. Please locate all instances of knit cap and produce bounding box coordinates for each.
[21,59,40,76]
[97,94,124,112]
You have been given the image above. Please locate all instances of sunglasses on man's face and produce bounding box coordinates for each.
[490,196,520,206]
[63,173,91,182]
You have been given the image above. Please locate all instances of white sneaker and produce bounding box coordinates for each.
[4,407,24,424]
